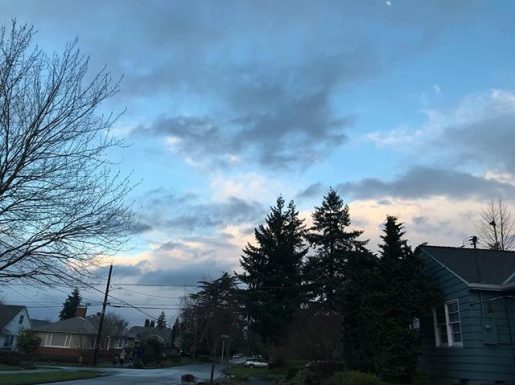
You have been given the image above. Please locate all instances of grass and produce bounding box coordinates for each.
[228,360,306,383]
[0,363,20,371]
[0,370,102,384]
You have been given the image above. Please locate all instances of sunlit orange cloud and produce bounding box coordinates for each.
[349,197,492,251]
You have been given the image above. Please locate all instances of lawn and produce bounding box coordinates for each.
[0,370,102,385]
[0,364,20,371]
[228,360,306,382]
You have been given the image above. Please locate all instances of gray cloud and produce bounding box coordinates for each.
[136,261,234,286]
[1,1,473,170]
[138,189,265,235]
[337,166,515,201]
[439,112,515,174]
[297,183,325,199]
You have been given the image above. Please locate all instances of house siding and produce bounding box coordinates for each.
[0,308,32,351]
[420,253,515,384]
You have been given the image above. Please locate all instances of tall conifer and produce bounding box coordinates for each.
[368,216,438,382]
[239,197,307,345]
[305,188,367,309]
[59,288,82,320]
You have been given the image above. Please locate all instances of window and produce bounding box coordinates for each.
[18,315,24,325]
[445,300,462,345]
[432,299,462,347]
[116,338,124,348]
[45,333,71,347]
[3,335,14,347]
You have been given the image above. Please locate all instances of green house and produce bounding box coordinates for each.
[419,245,515,385]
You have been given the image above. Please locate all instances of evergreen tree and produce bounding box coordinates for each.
[340,248,377,371]
[157,311,167,329]
[239,197,308,345]
[171,318,180,347]
[59,288,82,320]
[189,273,245,356]
[367,216,439,382]
[305,188,367,309]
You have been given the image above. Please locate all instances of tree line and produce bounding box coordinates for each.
[179,189,439,382]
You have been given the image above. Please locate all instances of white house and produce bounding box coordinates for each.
[0,304,32,351]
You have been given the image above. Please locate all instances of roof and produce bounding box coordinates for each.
[31,319,52,328]
[420,245,515,289]
[0,305,26,329]
[33,316,98,335]
[128,326,172,342]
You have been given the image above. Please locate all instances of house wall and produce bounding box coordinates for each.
[0,308,32,351]
[420,254,515,384]
[35,332,134,359]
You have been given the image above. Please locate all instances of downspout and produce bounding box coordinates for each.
[503,297,515,366]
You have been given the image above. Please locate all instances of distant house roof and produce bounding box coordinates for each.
[0,305,27,330]
[420,245,515,289]
[128,326,172,343]
[31,319,51,328]
[33,316,98,335]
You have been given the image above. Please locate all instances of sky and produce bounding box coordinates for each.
[2,0,515,325]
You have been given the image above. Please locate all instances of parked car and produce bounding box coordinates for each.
[244,358,268,368]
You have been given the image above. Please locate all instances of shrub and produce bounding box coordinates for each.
[300,361,346,385]
[16,329,41,355]
[286,367,299,380]
[132,359,144,369]
[411,372,432,385]
[323,371,382,385]
[0,351,28,366]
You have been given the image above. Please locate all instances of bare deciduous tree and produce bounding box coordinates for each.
[0,22,133,284]
[477,199,515,250]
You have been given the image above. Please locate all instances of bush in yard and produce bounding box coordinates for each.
[298,361,346,385]
[132,358,144,369]
[17,329,41,355]
[323,371,382,385]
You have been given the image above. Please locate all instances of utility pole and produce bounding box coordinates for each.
[92,263,113,366]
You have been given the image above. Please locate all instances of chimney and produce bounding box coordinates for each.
[75,305,87,318]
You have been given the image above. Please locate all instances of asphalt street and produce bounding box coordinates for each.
[43,362,224,385]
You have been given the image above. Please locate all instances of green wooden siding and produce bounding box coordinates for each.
[419,254,515,384]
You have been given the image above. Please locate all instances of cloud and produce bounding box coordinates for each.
[137,189,265,236]
[135,50,367,170]
[367,89,515,175]
[337,166,515,201]
[437,90,515,173]
[297,183,325,199]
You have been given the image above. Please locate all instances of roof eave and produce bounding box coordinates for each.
[469,282,515,292]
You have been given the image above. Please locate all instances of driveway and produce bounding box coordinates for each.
[44,362,223,385]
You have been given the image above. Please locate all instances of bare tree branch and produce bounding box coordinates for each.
[0,21,133,284]
[476,198,515,250]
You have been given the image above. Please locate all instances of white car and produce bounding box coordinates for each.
[244,358,268,368]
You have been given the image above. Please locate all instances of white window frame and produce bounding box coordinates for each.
[433,300,463,348]
[44,333,72,348]
[445,299,463,347]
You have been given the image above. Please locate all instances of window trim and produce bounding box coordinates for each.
[44,333,72,348]
[433,299,463,348]
[445,299,463,347]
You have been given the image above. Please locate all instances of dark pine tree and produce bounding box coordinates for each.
[59,288,82,320]
[157,311,167,329]
[368,216,439,382]
[239,197,308,345]
[305,188,367,309]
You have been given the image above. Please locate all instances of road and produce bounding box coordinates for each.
[45,362,223,385]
